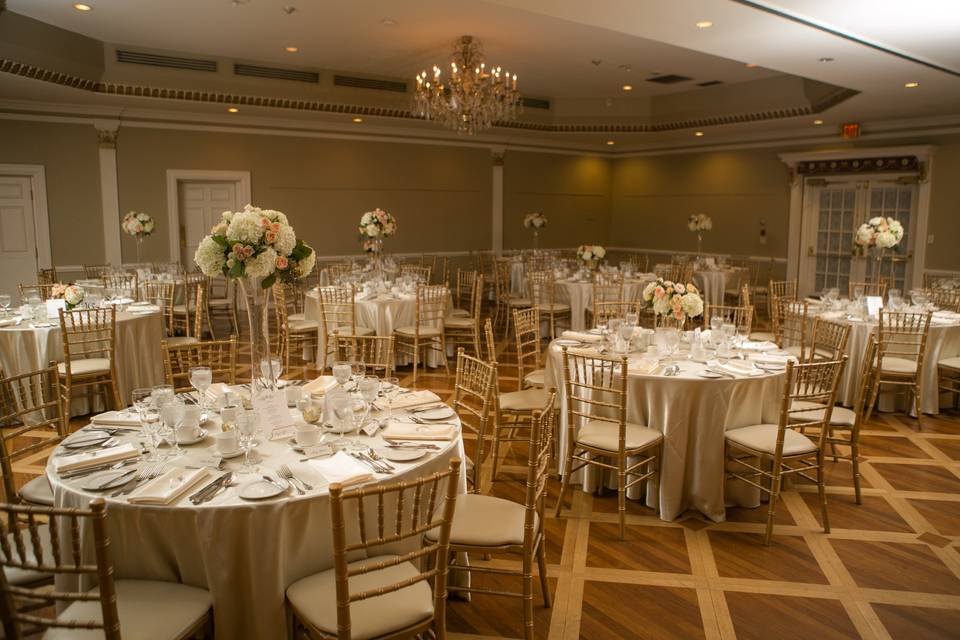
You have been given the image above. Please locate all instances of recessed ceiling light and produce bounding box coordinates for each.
[381,18,397,26]
[819,57,834,63]
[606,140,616,146]
[904,81,920,88]
[813,119,824,125]
[227,107,239,113]
[696,21,713,29]
[284,46,299,53]
[694,131,704,137]
[352,117,364,123]
[621,84,633,92]
[745,63,757,68]
[72,3,92,11]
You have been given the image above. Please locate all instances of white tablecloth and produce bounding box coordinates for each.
[510,260,526,297]
[693,268,744,306]
[544,342,784,521]
[0,311,165,415]
[49,409,466,640]
[556,276,655,331]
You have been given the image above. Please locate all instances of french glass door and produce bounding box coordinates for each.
[800,177,918,296]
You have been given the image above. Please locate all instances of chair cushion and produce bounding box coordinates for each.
[4,524,52,586]
[58,358,111,376]
[395,326,442,337]
[328,326,376,338]
[450,308,470,317]
[537,303,570,313]
[289,312,305,322]
[940,356,960,370]
[881,356,918,374]
[523,368,546,387]
[576,419,662,452]
[725,424,817,456]
[171,304,196,314]
[207,299,232,308]
[46,579,212,640]
[19,475,53,506]
[164,336,199,347]
[286,555,433,640]
[499,387,551,412]
[427,494,534,547]
[443,316,475,329]
[508,298,532,307]
[290,320,319,333]
[749,332,776,342]
[790,401,856,427]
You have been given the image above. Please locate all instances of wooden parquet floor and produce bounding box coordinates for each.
[8,331,960,640]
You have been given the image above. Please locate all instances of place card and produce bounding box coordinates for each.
[45,299,66,319]
[253,389,296,432]
[866,295,883,319]
[269,425,298,441]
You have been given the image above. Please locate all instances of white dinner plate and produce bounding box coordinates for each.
[697,371,725,379]
[216,448,245,459]
[81,469,137,491]
[554,339,582,347]
[239,477,289,500]
[376,447,427,462]
[415,406,455,420]
[63,432,113,448]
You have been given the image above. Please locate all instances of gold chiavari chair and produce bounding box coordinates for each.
[593,301,643,329]
[513,307,545,389]
[929,288,960,313]
[775,299,808,360]
[769,279,798,302]
[323,262,354,286]
[274,283,320,379]
[847,280,887,299]
[0,499,213,639]
[332,334,396,379]
[483,317,497,364]
[494,258,531,339]
[703,304,753,336]
[207,276,239,337]
[938,352,960,410]
[527,270,570,340]
[82,263,111,279]
[588,276,624,328]
[452,349,497,491]
[438,392,556,640]
[451,269,479,318]
[101,271,139,302]
[140,280,176,340]
[285,460,461,640]
[725,357,847,545]
[807,318,851,363]
[318,285,374,372]
[36,268,57,285]
[17,283,57,301]
[395,284,450,386]
[444,274,484,358]
[173,273,210,340]
[400,263,432,284]
[58,307,121,412]
[161,335,238,393]
[630,253,649,273]
[865,310,932,421]
[555,348,662,539]
[0,363,65,507]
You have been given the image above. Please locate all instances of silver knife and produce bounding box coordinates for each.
[189,472,232,504]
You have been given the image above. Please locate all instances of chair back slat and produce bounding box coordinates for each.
[452,349,496,491]
[333,334,395,379]
[561,348,628,451]
[513,307,541,390]
[141,280,176,336]
[703,304,753,335]
[59,307,117,367]
[775,299,808,358]
[525,391,556,540]
[808,318,851,363]
[162,336,238,392]
[876,310,931,366]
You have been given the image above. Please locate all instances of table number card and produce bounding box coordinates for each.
[866,295,883,319]
[253,389,296,433]
[45,299,66,319]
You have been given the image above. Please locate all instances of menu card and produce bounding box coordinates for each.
[253,389,296,433]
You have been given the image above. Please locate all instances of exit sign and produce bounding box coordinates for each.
[841,123,861,139]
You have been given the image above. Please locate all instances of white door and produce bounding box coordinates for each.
[178,181,238,267]
[0,176,38,297]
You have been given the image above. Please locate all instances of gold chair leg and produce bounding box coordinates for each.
[537,538,552,608]
[555,449,574,517]
[851,441,862,505]
[763,475,782,546]
[411,338,419,387]
[490,415,504,483]
[817,453,830,534]
[522,546,534,640]
[617,464,627,540]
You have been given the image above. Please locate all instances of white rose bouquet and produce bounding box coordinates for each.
[194,204,315,288]
[121,211,155,238]
[358,208,397,241]
[523,212,548,229]
[855,216,904,250]
[643,277,704,321]
[687,213,712,233]
[577,244,606,265]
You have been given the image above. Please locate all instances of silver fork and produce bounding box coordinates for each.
[278,464,310,495]
[111,463,151,497]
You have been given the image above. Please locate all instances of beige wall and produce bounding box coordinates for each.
[504,151,612,250]
[610,148,791,258]
[924,134,960,271]
[116,128,492,263]
[0,119,103,266]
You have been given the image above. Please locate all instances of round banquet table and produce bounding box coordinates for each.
[693,268,745,306]
[544,340,785,522]
[0,309,164,416]
[49,405,466,640]
[555,275,656,331]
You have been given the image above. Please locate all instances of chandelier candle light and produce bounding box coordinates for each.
[415,35,522,135]
[855,216,904,284]
[687,213,712,258]
[121,211,155,264]
[523,212,547,249]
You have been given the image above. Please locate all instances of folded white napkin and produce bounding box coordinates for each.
[389,390,441,411]
[819,311,844,320]
[91,410,141,427]
[128,467,210,505]
[53,443,140,473]
[709,359,764,377]
[128,304,161,314]
[304,375,339,398]
[382,421,457,441]
[310,451,375,486]
[0,316,21,328]
[749,353,794,365]
[560,330,603,343]
[204,382,232,404]
[739,340,779,352]
[628,357,660,375]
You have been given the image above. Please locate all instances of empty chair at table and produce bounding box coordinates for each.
[0,499,213,639]
[82,263,111,279]
[400,263,432,284]
[57,307,122,412]
[17,283,58,302]
[274,283,319,379]
[36,268,57,286]
[806,317,851,363]
[865,309,932,421]
[847,280,887,300]
[207,276,239,337]
[527,270,570,340]
[494,258,531,338]
[774,299,808,359]
[450,268,479,318]
[451,348,497,490]
[161,335,238,392]
[703,303,753,337]
[101,271,139,302]
[318,285,374,373]
[394,284,450,386]
[141,280,177,342]
[444,273,484,359]
[332,334,395,380]
[172,273,211,341]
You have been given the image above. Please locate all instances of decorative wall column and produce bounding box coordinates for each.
[95,121,123,265]
[492,148,504,254]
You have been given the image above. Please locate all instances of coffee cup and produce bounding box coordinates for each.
[212,430,239,455]
[220,405,240,431]
[286,385,304,407]
[295,424,321,447]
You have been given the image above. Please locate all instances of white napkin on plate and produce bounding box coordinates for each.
[389,390,441,411]
[382,421,457,441]
[739,340,779,352]
[128,467,210,505]
[709,359,764,377]
[53,443,140,473]
[204,382,232,404]
[128,304,161,314]
[91,410,141,427]
[310,451,375,486]
[304,375,339,398]
[749,353,794,366]
[560,330,603,343]
[628,357,660,375]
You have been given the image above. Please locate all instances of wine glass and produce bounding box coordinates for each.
[736,322,750,346]
[664,329,680,356]
[0,294,10,318]
[162,397,186,458]
[332,361,352,389]
[237,410,259,473]
[259,357,282,388]
[151,384,174,443]
[131,387,152,416]
[617,323,634,352]
[350,361,366,389]
[383,376,400,421]
[709,316,723,346]
[721,323,736,347]
[328,392,353,447]
[359,375,380,429]
[189,366,213,419]
[140,406,164,462]
[625,311,639,327]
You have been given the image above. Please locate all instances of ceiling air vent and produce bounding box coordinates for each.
[333,75,407,93]
[116,50,217,72]
[646,74,692,84]
[234,64,319,83]
[697,80,723,87]
[521,97,551,110]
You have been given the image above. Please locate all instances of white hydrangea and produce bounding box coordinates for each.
[294,248,316,278]
[245,247,277,278]
[226,210,265,245]
[876,230,898,249]
[681,293,704,317]
[365,224,380,237]
[273,224,297,256]
[194,236,226,276]
[643,281,657,301]
[594,246,606,259]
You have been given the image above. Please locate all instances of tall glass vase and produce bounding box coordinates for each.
[237,277,277,395]
[696,233,703,259]
[135,236,144,265]
[368,238,384,279]
[533,229,539,251]
[872,248,885,285]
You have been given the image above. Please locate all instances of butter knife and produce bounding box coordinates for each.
[189,472,232,504]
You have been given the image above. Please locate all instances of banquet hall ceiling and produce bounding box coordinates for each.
[2,0,959,152]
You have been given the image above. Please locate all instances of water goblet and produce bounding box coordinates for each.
[140,406,164,462]
[0,294,10,318]
[189,366,213,419]
[721,323,736,348]
[237,411,259,473]
[350,361,366,389]
[617,323,634,352]
[383,376,400,421]
[333,360,352,389]
[131,387,152,416]
[625,312,639,328]
[709,316,723,346]
[328,392,353,447]
[161,397,186,458]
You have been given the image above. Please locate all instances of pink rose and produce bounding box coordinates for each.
[265,231,277,243]
[276,256,289,269]
[260,217,271,227]
[654,286,665,299]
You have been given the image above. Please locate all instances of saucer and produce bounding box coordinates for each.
[554,339,582,347]
[376,447,426,462]
[172,429,208,445]
[239,477,289,500]
[215,448,245,459]
[697,371,725,379]
[414,406,455,421]
[289,436,324,453]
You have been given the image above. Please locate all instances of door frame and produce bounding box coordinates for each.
[165,170,252,263]
[0,164,52,270]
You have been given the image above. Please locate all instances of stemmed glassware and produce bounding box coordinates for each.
[332,361,352,389]
[189,366,213,419]
[359,375,380,429]
[710,316,723,347]
[161,397,186,458]
[151,384,174,448]
[328,392,353,447]
[140,406,163,462]
[350,361,366,389]
[237,410,259,474]
[383,376,400,422]
[617,322,634,353]
[0,294,10,318]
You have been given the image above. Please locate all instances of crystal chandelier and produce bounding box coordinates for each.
[414,35,522,135]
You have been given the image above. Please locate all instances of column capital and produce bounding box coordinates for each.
[491,147,505,166]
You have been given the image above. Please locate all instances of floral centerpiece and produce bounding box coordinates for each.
[577,244,606,270]
[687,213,712,257]
[122,211,155,263]
[51,284,85,310]
[855,216,904,283]
[643,278,704,326]
[524,212,548,249]
[358,208,397,254]
[195,204,315,390]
